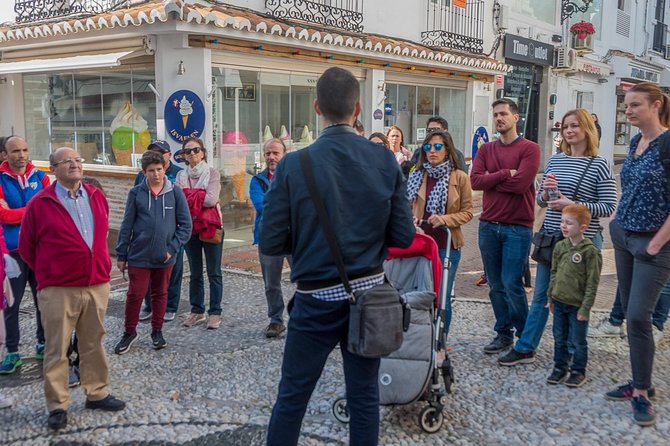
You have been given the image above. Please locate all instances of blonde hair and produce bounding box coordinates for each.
[559,108,599,156]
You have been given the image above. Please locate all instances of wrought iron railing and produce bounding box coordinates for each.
[14,0,134,24]
[265,0,364,33]
[422,0,484,54]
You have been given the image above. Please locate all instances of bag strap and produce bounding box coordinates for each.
[571,156,595,202]
[298,149,355,301]
[658,131,670,203]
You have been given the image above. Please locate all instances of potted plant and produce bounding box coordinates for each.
[569,21,595,51]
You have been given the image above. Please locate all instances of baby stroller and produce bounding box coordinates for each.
[332,230,454,433]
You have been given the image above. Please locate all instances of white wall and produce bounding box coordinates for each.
[0,2,14,24]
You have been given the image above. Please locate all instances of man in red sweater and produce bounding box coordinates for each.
[470,99,540,355]
[19,147,125,430]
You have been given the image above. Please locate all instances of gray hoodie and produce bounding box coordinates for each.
[116,179,192,268]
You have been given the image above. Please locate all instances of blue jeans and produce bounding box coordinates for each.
[478,221,532,340]
[438,247,461,342]
[267,292,380,446]
[609,283,670,330]
[185,236,224,315]
[515,231,602,354]
[552,301,589,373]
[142,247,185,314]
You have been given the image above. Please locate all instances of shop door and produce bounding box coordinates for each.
[524,68,542,143]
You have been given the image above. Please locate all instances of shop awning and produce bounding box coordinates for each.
[0,50,135,74]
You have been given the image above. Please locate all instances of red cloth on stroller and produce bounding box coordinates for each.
[387,233,441,297]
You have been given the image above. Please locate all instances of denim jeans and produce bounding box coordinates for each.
[142,247,185,314]
[4,253,43,353]
[259,248,293,324]
[185,236,224,315]
[515,231,603,354]
[609,283,670,331]
[438,247,461,342]
[610,219,670,390]
[478,221,532,340]
[552,300,589,373]
[267,292,380,446]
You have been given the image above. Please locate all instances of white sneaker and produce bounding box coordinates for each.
[164,312,176,322]
[653,326,664,345]
[0,392,13,409]
[139,310,152,321]
[589,319,625,338]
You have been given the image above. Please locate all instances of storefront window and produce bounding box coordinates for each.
[384,83,466,151]
[22,69,156,166]
[502,62,535,138]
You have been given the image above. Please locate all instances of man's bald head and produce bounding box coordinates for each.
[5,135,29,174]
[49,147,79,166]
[49,147,84,187]
[4,135,26,150]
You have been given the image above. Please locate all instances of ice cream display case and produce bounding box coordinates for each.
[110,101,151,166]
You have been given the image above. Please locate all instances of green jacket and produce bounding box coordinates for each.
[548,238,602,318]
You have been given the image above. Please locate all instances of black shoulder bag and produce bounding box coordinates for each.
[298,149,410,358]
[531,156,595,265]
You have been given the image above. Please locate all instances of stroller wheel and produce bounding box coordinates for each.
[332,398,350,424]
[418,405,444,433]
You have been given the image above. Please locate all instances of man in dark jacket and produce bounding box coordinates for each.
[262,67,415,446]
[250,138,292,338]
[114,151,192,354]
[135,140,185,322]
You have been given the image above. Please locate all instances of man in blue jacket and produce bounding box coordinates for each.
[250,138,292,338]
[114,150,192,354]
[0,135,50,375]
[262,67,415,446]
[135,140,185,323]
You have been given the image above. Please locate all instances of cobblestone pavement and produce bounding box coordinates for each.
[2,268,670,445]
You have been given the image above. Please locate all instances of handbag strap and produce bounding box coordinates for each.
[571,156,595,202]
[298,149,355,301]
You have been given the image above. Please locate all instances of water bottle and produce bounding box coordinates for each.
[547,188,560,201]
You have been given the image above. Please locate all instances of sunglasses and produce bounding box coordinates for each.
[422,143,444,152]
[182,147,202,155]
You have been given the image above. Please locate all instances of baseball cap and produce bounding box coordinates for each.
[147,140,171,153]
[173,149,187,164]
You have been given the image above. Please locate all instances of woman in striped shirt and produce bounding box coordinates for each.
[497,108,617,367]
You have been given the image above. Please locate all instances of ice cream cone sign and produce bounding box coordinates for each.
[179,96,193,129]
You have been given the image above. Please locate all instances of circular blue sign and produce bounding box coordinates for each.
[471,126,489,161]
[165,90,206,143]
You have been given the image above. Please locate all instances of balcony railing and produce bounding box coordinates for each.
[265,0,364,33]
[422,0,484,54]
[14,0,134,25]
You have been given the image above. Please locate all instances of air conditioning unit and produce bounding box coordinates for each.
[665,44,670,61]
[554,46,577,70]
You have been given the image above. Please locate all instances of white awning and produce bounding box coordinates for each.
[0,51,135,75]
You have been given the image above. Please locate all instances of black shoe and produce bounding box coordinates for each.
[47,409,67,430]
[151,330,167,350]
[85,395,126,412]
[632,395,656,426]
[483,335,513,354]
[265,322,286,338]
[498,349,535,366]
[606,381,657,401]
[547,368,569,385]
[565,371,587,388]
[114,332,137,355]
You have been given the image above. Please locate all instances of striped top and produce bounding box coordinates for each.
[537,154,617,239]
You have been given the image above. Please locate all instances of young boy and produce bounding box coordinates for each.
[114,151,192,354]
[546,204,602,387]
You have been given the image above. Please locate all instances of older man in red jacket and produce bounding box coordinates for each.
[19,147,125,431]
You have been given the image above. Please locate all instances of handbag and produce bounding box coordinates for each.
[531,157,595,265]
[299,148,410,358]
[199,227,223,244]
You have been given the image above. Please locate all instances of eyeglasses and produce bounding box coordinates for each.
[182,147,202,155]
[52,158,85,166]
[422,143,444,152]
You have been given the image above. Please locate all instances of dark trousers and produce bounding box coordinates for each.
[259,248,292,324]
[4,252,42,353]
[124,266,174,333]
[610,219,670,389]
[266,292,380,446]
[552,301,588,373]
[185,236,224,315]
[142,247,185,313]
[609,283,670,330]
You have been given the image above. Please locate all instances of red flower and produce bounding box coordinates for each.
[569,21,595,39]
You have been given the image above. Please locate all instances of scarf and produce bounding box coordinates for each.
[185,161,211,189]
[406,161,451,215]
